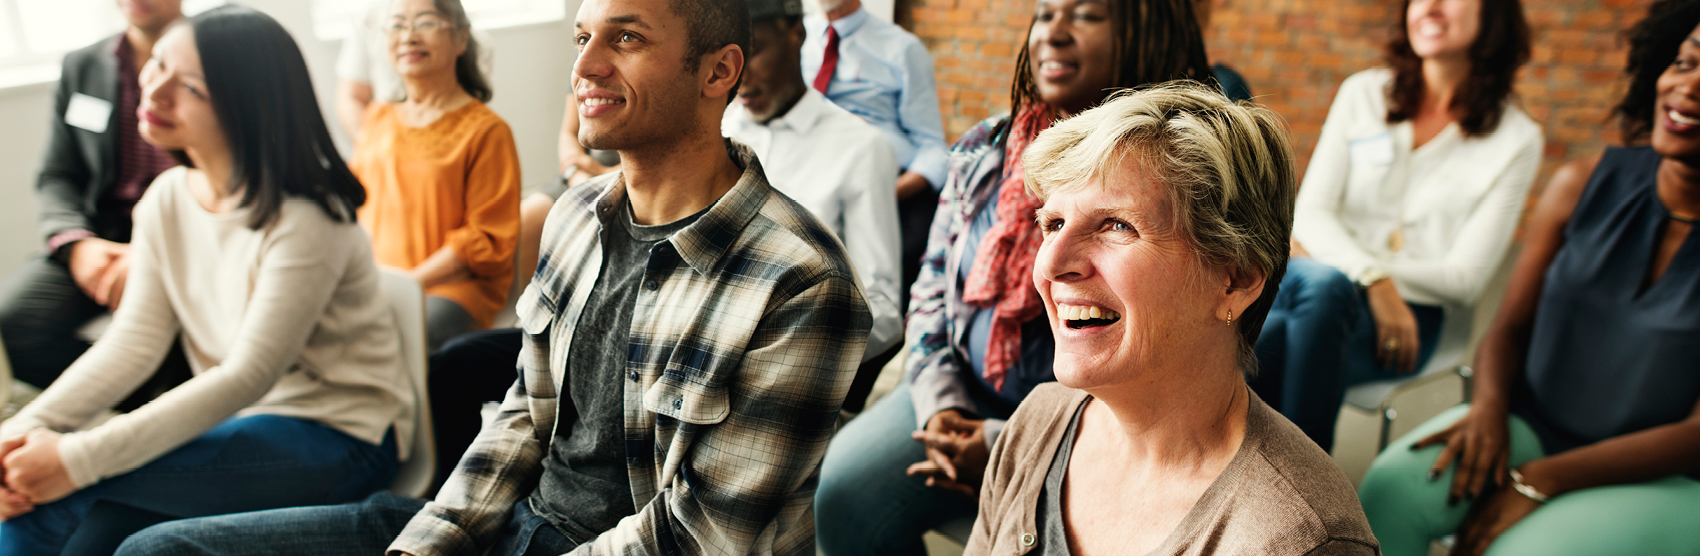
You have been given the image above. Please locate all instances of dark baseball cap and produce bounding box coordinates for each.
[749,0,804,20]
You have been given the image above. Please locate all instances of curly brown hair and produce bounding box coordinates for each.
[1615,0,1700,145]
[1009,0,1215,117]
[1383,0,1530,137]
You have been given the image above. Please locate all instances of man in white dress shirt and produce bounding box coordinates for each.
[723,0,902,397]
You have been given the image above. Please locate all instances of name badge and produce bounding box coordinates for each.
[65,93,113,134]
[1348,132,1395,167]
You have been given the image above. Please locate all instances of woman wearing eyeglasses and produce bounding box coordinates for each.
[355,0,521,353]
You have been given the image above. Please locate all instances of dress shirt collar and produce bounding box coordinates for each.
[567,139,772,277]
[727,88,833,136]
[825,7,871,38]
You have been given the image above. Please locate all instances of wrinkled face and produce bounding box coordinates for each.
[1406,0,1480,61]
[118,0,183,31]
[572,0,706,150]
[1655,24,1700,162]
[138,25,226,156]
[386,0,467,79]
[1028,0,1116,115]
[1032,157,1225,390]
[739,19,806,123]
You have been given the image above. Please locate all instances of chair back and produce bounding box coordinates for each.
[380,269,435,498]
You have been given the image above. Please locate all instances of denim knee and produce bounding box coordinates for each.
[1283,259,1359,317]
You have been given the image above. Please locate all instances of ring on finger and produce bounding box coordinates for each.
[1383,337,1400,352]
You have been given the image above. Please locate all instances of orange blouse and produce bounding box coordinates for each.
[352,101,520,329]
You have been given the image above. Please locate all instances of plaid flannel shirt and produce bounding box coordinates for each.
[390,141,871,556]
[904,115,1015,431]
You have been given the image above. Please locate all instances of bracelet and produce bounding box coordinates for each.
[1508,468,1550,503]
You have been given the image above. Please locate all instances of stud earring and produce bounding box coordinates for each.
[1226,309,1234,326]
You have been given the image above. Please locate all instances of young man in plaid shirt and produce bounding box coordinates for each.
[115,0,870,554]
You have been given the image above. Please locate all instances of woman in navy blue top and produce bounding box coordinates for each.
[1357,2,1700,555]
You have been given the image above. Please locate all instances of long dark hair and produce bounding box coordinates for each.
[1384,0,1530,136]
[173,5,365,230]
[432,0,493,103]
[1615,0,1700,145]
[1010,0,1214,115]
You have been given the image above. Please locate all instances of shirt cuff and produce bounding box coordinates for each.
[906,148,950,192]
[57,431,102,489]
[982,418,1007,449]
[909,371,977,431]
[47,230,96,263]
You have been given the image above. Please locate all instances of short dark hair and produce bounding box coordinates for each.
[175,6,365,230]
[1010,0,1215,115]
[1384,0,1530,137]
[1616,0,1700,145]
[670,0,751,101]
[434,0,494,103]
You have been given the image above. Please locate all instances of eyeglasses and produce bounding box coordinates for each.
[386,15,453,36]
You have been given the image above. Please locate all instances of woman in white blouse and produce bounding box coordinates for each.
[0,8,412,555]
[1250,0,1543,450]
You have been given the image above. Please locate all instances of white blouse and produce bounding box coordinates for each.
[1295,68,1544,307]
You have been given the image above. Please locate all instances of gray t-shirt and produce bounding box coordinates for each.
[528,196,705,543]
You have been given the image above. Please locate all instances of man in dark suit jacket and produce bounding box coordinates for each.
[0,0,183,391]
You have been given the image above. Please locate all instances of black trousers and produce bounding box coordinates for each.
[427,328,523,489]
[0,256,193,411]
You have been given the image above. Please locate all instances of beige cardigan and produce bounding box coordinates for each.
[1,168,413,488]
[966,383,1379,555]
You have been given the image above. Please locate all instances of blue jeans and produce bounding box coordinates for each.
[816,382,985,556]
[0,415,396,556]
[115,492,577,556]
[1252,258,1441,450]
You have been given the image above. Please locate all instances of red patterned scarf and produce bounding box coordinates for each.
[961,104,1053,392]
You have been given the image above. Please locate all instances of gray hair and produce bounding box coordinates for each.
[1023,82,1297,375]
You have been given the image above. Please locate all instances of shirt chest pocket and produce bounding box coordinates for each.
[642,353,731,426]
[1345,132,1396,201]
[514,284,559,393]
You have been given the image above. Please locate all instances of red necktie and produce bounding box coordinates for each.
[812,26,840,94]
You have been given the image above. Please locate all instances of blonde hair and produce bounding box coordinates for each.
[1023,82,1296,374]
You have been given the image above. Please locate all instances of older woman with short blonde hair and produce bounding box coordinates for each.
[966,84,1377,555]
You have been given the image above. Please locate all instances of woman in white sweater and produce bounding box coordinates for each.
[1249,0,1544,450]
[0,7,413,555]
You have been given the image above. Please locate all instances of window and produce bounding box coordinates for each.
[309,0,566,42]
[0,0,225,88]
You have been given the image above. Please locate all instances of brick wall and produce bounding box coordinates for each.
[906,0,1654,190]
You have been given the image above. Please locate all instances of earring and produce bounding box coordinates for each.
[1226,309,1233,326]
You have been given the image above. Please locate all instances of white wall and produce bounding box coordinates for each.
[0,0,575,278]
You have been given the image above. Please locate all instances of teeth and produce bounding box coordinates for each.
[1672,109,1700,126]
[584,98,624,106]
[1040,61,1071,71]
[1417,22,1443,37]
[1058,304,1119,322]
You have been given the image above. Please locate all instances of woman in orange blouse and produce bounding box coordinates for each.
[352,0,520,351]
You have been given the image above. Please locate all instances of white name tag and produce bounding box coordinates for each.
[1348,132,1395,167]
[65,93,113,133]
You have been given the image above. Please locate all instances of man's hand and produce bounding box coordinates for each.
[905,410,988,498]
[68,238,129,306]
[94,248,131,310]
[1451,485,1541,555]
[895,172,931,201]
[2,429,78,507]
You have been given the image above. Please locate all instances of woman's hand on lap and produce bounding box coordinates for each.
[2,429,78,507]
[1366,279,1421,373]
[1413,405,1511,504]
[906,410,989,498]
[1451,486,1540,556]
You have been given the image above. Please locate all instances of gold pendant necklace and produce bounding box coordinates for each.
[1388,228,1405,252]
